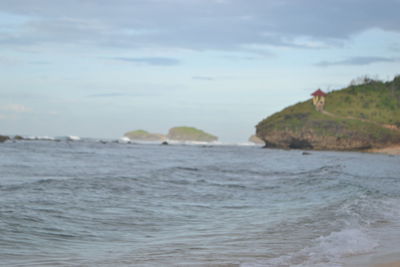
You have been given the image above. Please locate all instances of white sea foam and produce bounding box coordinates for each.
[149,139,262,146]
[306,228,378,263]
[243,228,378,267]
[232,142,261,147]
[118,136,131,143]
[164,139,221,145]
[67,135,80,141]
[25,135,55,141]
[113,137,262,146]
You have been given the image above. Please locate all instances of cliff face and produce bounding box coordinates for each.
[248,135,264,144]
[256,76,400,150]
[167,126,218,142]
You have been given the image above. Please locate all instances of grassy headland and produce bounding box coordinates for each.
[256,76,400,151]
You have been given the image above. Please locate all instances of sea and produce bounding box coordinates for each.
[1,138,400,267]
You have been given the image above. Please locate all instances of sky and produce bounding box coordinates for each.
[1,0,400,142]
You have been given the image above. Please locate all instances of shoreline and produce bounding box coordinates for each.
[367,145,400,155]
[2,133,400,155]
[345,248,400,267]
[375,262,400,267]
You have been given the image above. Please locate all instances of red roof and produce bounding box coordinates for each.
[311,89,327,97]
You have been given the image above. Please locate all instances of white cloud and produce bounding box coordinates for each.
[0,0,399,51]
[0,56,22,65]
[0,104,31,112]
[316,56,400,67]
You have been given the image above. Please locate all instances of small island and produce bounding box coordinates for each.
[255,76,400,151]
[124,130,166,141]
[167,126,218,142]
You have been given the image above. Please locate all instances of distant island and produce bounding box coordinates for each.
[124,130,166,141]
[167,126,218,142]
[123,127,218,142]
[256,75,400,151]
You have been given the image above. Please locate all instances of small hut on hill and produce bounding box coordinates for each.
[311,89,327,111]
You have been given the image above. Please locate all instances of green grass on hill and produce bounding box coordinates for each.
[124,129,165,141]
[167,126,218,141]
[256,75,400,145]
[324,76,400,126]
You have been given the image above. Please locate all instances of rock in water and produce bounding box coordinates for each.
[0,135,10,143]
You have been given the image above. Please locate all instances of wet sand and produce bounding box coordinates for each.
[375,261,400,267]
[368,145,400,155]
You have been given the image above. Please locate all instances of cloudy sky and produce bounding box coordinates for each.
[1,0,400,142]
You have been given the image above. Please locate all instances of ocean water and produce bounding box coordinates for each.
[1,140,399,266]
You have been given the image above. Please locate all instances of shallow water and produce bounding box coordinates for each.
[1,140,399,266]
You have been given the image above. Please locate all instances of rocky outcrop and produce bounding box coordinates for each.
[0,135,10,143]
[257,128,393,150]
[257,109,400,151]
[167,126,218,142]
[124,130,166,141]
[248,135,264,144]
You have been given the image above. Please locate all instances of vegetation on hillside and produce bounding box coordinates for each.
[124,130,165,141]
[256,75,400,150]
[167,126,218,142]
[324,76,400,126]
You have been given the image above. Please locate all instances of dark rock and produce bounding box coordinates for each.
[0,135,10,143]
[263,140,278,148]
[248,135,264,144]
[161,141,169,145]
[302,151,311,155]
[288,138,314,149]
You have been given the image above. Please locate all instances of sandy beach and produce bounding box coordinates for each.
[368,145,400,155]
[346,253,400,267]
[376,261,400,267]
